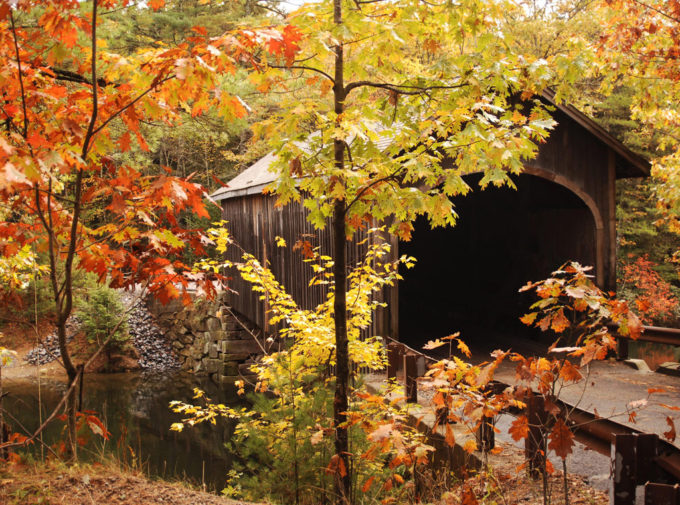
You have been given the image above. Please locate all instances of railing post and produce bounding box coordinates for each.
[611,433,636,505]
[404,353,418,403]
[476,415,495,452]
[636,434,659,484]
[387,342,401,380]
[618,338,629,360]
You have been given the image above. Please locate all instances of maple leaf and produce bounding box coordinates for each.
[509,415,529,441]
[558,360,582,383]
[548,419,574,459]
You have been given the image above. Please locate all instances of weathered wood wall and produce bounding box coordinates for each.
[522,106,617,290]
[221,196,397,339]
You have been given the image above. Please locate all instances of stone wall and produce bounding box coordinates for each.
[147,292,265,382]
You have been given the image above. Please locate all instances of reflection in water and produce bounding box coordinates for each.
[3,372,242,492]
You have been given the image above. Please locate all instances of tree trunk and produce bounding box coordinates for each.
[332,200,350,503]
[332,0,350,501]
[57,317,79,460]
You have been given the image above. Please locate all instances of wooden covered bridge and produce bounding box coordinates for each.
[211,96,649,348]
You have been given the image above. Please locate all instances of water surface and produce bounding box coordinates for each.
[3,372,241,491]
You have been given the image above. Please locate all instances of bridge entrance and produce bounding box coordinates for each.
[398,173,597,349]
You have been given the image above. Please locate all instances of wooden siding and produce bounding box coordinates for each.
[221,196,397,339]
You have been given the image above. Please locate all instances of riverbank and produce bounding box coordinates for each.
[0,461,254,505]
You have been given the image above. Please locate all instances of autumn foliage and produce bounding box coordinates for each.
[620,254,680,325]
[0,0,300,304]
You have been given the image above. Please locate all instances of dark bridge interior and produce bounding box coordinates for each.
[398,173,596,350]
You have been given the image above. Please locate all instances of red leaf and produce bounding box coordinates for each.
[548,418,574,459]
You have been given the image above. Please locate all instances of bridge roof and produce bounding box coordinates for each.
[211,96,650,201]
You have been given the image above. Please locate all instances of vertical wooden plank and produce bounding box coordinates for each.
[390,233,400,340]
[404,353,418,403]
[387,343,401,380]
[607,148,617,292]
[611,434,636,505]
[635,434,658,484]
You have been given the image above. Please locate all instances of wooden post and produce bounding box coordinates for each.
[387,342,401,380]
[611,434,636,505]
[404,353,417,403]
[476,416,495,452]
[635,434,659,484]
[525,395,547,477]
[618,338,629,361]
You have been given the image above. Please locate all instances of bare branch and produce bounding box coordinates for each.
[345,80,467,96]
[9,11,28,138]
[269,63,335,83]
[92,75,173,137]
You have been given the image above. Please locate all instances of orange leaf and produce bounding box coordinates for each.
[148,0,165,10]
[463,439,477,454]
[550,309,570,333]
[445,423,455,447]
[559,360,582,383]
[362,476,375,493]
[509,415,529,441]
[664,416,676,442]
[462,487,478,505]
[648,387,666,394]
[548,419,574,459]
[520,312,538,325]
[456,339,471,358]
[325,454,347,478]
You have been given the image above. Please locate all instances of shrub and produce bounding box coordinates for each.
[77,284,129,351]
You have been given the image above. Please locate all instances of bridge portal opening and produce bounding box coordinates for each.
[398,173,597,350]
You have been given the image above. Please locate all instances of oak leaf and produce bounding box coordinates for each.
[509,415,529,441]
[548,419,574,460]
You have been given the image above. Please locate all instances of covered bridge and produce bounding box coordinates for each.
[211,95,649,348]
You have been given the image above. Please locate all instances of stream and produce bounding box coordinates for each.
[2,372,242,492]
